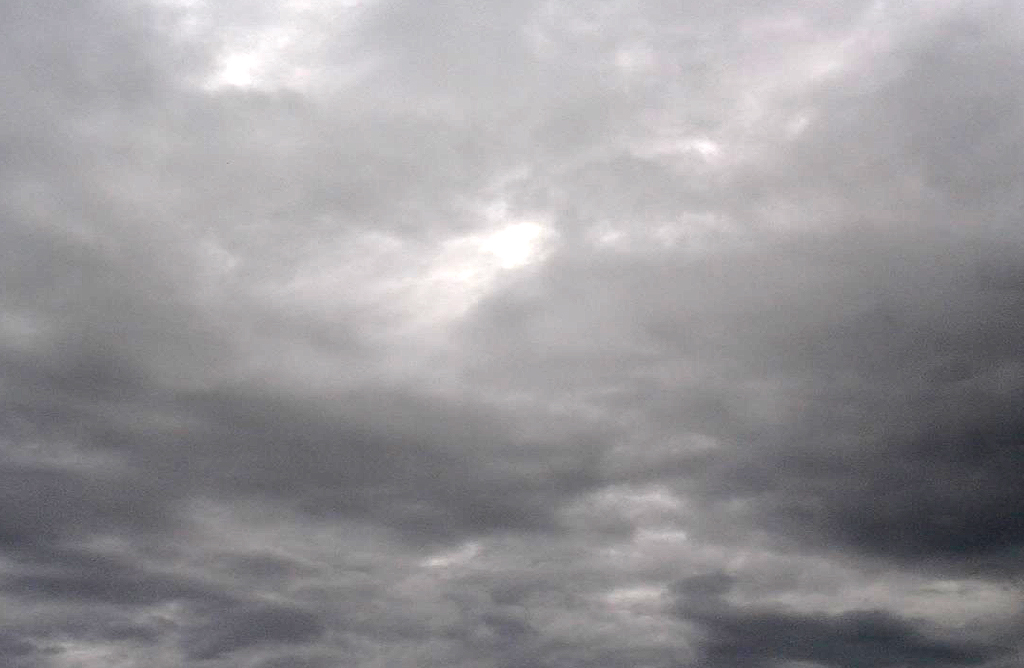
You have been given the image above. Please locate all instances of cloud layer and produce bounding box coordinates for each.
[1,0,1022,666]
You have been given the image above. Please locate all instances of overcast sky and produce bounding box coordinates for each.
[1,0,1023,666]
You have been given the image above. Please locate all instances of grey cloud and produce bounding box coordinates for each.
[454,3,1024,579]
[672,574,1008,668]
[150,384,603,542]
[759,411,1024,568]
[1,546,231,607]
[86,624,162,645]
[1,544,328,663]
[0,631,35,659]
[0,463,175,552]
[672,572,737,600]
[2,0,1023,666]
[688,607,1000,668]
[254,656,338,668]
[182,602,325,660]
[23,616,162,648]
[354,0,542,95]
[212,551,319,583]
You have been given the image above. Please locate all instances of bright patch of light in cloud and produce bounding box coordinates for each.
[422,541,482,569]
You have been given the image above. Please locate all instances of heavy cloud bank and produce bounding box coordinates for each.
[1,0,1022,666]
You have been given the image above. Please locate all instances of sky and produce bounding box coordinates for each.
[1,0,1022,666]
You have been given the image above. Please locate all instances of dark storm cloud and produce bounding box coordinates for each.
[672,574,1004,668]
[2,0,1023,666]
[580,225,1024,573]
[751,403,1024,570]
